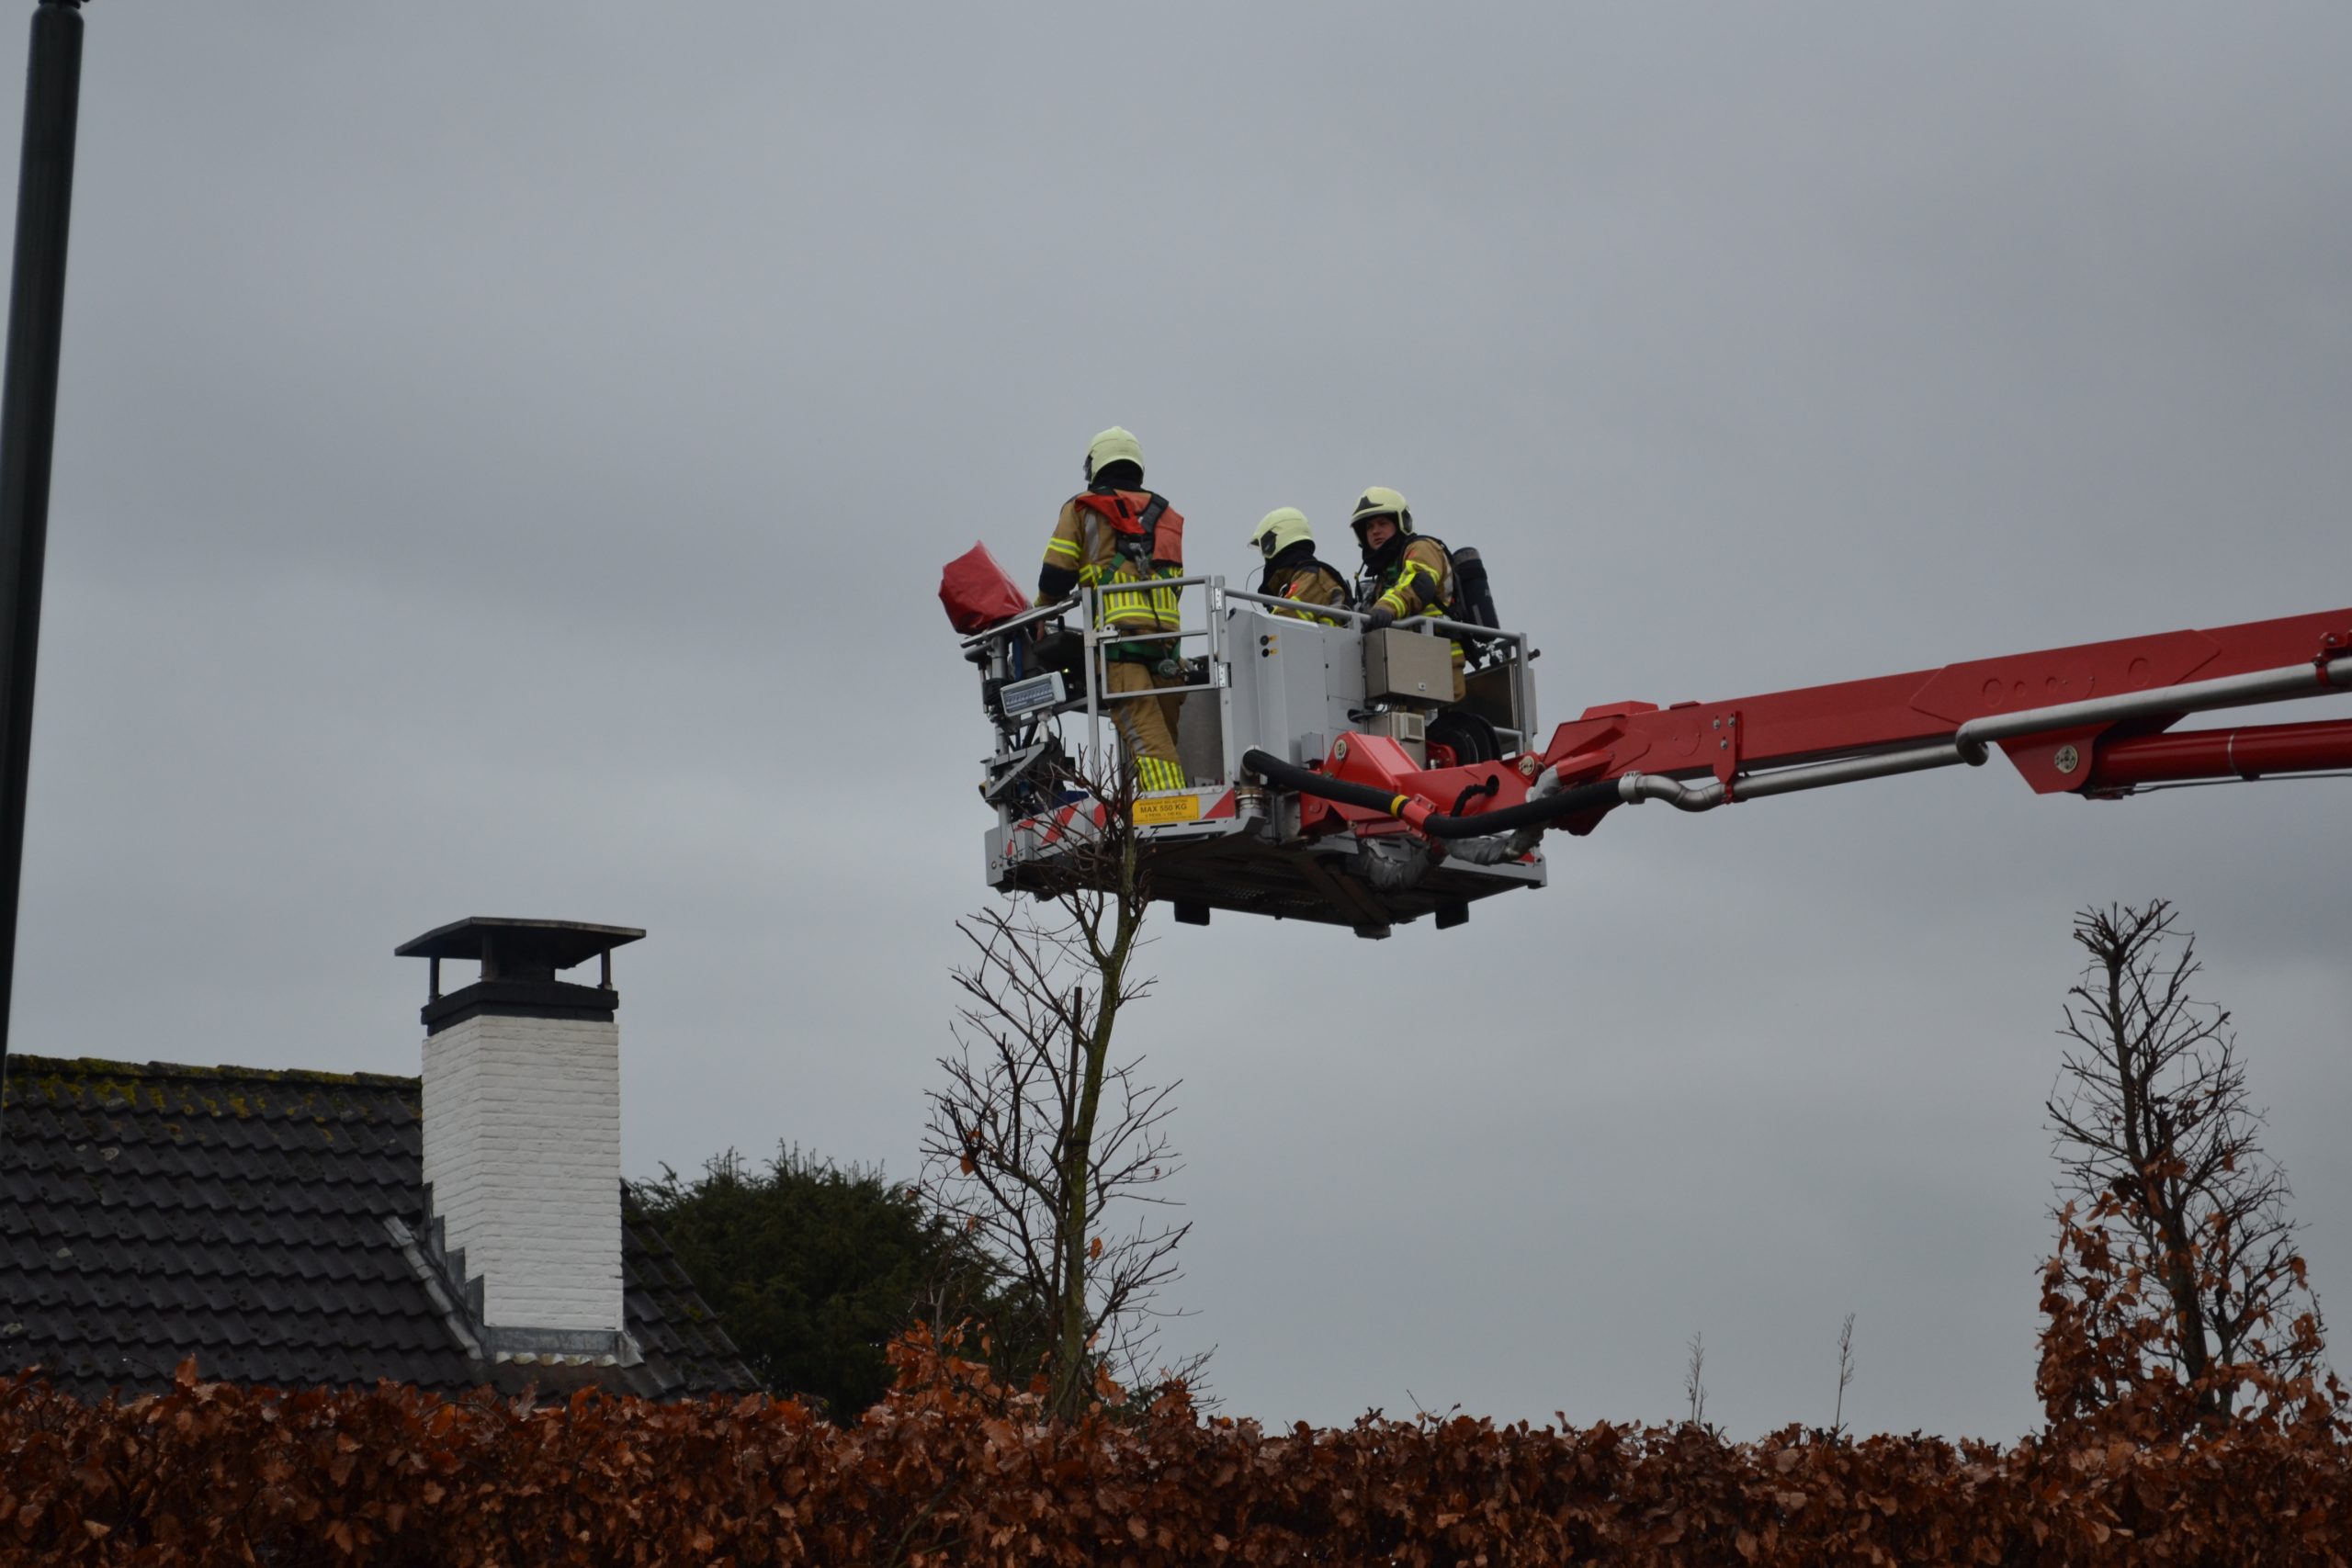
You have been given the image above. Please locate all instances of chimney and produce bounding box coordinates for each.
[396,916,646,1360]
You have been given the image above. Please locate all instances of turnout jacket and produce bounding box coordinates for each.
[1361,535,1456,621]
[1259,545,1350,624]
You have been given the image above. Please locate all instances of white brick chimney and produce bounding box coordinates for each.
[397,917,645,1357]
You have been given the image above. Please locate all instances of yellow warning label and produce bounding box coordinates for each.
[1133,793,1204,826]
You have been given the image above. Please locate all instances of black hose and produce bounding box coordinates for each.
[1449,775,1499,817]
[1240,750,1401,813]
[1241,749,1622,840]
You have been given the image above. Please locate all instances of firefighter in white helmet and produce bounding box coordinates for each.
[1248,508,1349,624]
[1035,427,1190,793]
[1350,485,1464,701]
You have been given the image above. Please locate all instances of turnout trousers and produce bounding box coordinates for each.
[1104,660,1187,792]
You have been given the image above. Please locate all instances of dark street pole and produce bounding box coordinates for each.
[0,0,85,1097]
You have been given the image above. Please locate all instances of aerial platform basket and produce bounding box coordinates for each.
[963,577,1545,939]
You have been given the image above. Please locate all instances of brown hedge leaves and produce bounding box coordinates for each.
[4,1333,2349,1566]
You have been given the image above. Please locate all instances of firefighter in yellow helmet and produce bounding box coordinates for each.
[1248,508,1349,624]
[1350,485,1465,701]
[1035,427,1190,793]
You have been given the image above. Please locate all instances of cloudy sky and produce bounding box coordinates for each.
[6,4,2347,1438]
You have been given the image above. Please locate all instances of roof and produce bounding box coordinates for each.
[394,918,644,969]
[1,1055,756,1402]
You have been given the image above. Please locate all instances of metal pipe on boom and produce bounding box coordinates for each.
[0,0,86,1097]
[1948,654,2352,765]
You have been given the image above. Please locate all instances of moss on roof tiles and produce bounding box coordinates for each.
[5,1055,418,1105]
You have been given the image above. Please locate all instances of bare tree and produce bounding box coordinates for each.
[919,751,1204,1419]
[1682,1331,1707,1427]
[2045,899,2326,1419]
[1831,1313,1856,1438]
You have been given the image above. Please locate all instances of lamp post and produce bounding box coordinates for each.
[0,0,85,1092]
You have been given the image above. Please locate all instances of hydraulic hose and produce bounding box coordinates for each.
[1353,837,1435,890]
[1240,749,1623,840]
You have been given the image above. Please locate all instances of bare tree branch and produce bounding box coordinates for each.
[917,748,1210,1416]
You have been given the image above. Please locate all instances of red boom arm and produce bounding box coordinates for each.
[1310,606,2352,838]
[1541,606,2352,795]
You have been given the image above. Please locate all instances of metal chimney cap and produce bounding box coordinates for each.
[395,917,645,971]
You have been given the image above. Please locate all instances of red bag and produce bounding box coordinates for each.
[939,542,1030,633]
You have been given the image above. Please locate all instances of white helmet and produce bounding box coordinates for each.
[1083,426,1144,483]
[1250,507,1314,560]
[1349,485,1413,542]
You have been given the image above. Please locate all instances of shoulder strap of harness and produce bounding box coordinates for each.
[1287,558,1348,598]
[1134,493,1167,544]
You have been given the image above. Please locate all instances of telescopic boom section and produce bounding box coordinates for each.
[1544,605,2352,798]
[2082,718,2352,793]
[1295,607,2352,841]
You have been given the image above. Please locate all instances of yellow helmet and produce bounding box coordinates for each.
[1349,485,1413,539]
[1250,507,1315,560]
[1083,425,1144,483]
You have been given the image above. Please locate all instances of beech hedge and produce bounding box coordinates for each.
[6,1332,2350,1566]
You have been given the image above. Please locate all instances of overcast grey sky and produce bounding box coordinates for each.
[6,4,2346,1438]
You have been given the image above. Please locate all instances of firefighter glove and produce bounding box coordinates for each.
[1365,604,1397,630]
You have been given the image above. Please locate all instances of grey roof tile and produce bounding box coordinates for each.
[4,1055,755,1403]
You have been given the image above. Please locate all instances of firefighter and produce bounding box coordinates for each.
[1350,485,1465,701]
[1247,507,1349,623]
[1035,427,1190,793]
